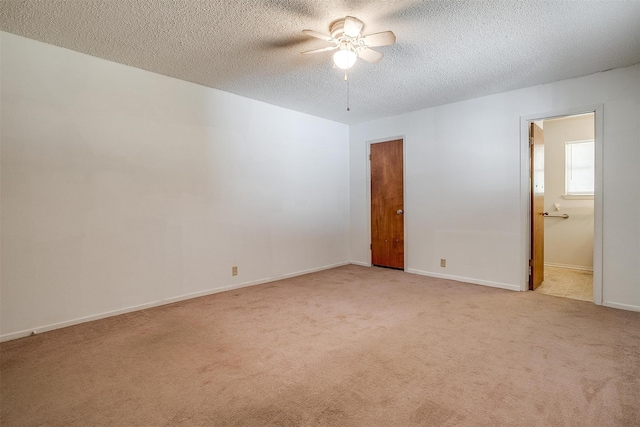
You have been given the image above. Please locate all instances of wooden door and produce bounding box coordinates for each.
[530,123,544,290]
[371,139,404,269]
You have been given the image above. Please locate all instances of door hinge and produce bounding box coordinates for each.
[369,154,371,160]
[370,243,372,250]
[528,259,532,275]
[529,136,534,146]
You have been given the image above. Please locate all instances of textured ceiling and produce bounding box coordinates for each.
[1,1,640,124]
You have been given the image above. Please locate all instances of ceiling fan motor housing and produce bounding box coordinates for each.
[301,16,393,65]
[330,19,363,53]
[330,20,347,39]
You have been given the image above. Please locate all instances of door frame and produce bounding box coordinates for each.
[520,105,603,305]
[366,135,407,270]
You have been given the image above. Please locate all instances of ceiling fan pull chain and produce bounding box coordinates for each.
[346,70,350,112]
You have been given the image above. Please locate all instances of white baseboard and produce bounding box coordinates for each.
[544,262,593,272]
[602,301,640,312]
[405,269,521,292]
[0,261,350,343]
[349,261,372,267]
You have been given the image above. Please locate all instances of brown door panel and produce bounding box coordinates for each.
[530,123,545,289]
[371,139,404,269]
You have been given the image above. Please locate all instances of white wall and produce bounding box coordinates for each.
[0,32,350,340]
[543,115,594,270]
[2,32,639,342]
[350,64,640,311]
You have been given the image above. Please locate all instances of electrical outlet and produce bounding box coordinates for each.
[440,259,446,268]
[232,266,238,276]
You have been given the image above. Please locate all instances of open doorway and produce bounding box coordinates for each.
[529,113,595,301]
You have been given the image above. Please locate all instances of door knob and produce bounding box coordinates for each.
[397,209,404,215]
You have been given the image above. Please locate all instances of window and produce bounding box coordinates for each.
[565,140,594,196]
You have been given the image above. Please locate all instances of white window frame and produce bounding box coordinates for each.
[564,139,595,199]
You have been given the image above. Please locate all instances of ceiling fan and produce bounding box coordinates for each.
[302,16,396,70]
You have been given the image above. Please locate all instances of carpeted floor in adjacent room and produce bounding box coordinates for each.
[2,264,639,426]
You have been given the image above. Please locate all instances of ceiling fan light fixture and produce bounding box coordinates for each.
[302,16,395,70]
[333,45,357,70]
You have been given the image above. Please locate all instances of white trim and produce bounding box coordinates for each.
[406,269,521,292]
[520,105,603,306]
[366,135,407,271]
[592,105,604,306]
[519,115,531,292]
[602,301,640,313]
[562,194,594,200]
[0,261,349,343]
[349,260,372,267]
[544,262,593,272]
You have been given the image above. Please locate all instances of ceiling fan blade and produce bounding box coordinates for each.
[302,45,338,55]
[302,29,333,42]
[343,16,364,37]
[358,47,384,63]
[361,31,396,47]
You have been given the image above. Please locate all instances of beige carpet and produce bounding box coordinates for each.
[2,265,639,426]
